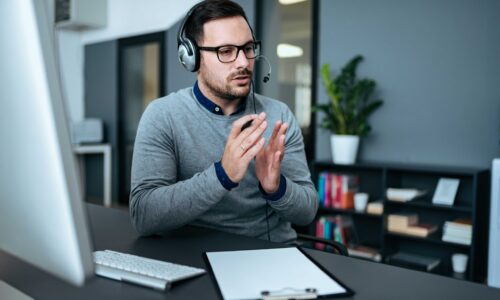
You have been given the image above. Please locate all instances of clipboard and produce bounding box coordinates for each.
[203,247,354,300]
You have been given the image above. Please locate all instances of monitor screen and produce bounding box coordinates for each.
[0,0,93,286]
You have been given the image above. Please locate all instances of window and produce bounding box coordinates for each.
[256,0,316,161]
[118,32,165,204]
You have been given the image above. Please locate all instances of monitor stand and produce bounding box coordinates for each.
[0,281,34,300]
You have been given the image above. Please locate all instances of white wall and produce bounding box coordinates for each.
[55,0,199,122]
[81,0,199,45]
[57,31,83,122]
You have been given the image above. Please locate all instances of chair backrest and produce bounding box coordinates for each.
[296,233,349,256]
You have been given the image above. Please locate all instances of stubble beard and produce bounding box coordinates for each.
[200,68,252,102]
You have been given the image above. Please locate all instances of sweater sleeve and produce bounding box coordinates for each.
[267,107,319,226]
[129,102,228,236]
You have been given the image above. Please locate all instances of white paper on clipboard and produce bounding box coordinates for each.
[205,247,349,300]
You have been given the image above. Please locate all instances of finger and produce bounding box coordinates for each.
[278,135,286,159]
[271,122,288,150]
[232,112,266,153]
[237,111,266,138]
[238,120,267,154]
[268,120,281,146]
[228,114,258,140]
[270,150,282,173]
[280,122,288,134]
[241,137,266,164]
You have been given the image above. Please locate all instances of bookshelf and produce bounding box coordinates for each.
[308,161,490,283]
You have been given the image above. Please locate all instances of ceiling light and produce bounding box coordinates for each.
[277,43,303,58]
[279,0,307,5]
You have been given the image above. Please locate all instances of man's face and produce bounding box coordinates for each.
[198,16,255,102]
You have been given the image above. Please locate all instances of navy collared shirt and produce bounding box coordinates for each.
[193,81,247,116]
[193,82,286,201]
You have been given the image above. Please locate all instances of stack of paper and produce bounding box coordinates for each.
[387,214,437,238]
[205,248,352,299]
[442,218,472,245]
[387,213,418,232]
[366,201,384,215]
[404,224,438,237]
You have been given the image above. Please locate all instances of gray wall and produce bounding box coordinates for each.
[316,0,500,168]
[84,41,119,202]
[256,0,280,99]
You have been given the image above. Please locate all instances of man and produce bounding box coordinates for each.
[130,0,317,243]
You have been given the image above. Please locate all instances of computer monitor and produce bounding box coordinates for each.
[0,0,94,287]
[489,159,500,288]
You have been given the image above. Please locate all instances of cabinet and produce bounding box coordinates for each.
[308,161,490,282]
[73,144,112,207]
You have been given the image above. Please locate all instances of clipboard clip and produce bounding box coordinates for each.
[261,287,317,300]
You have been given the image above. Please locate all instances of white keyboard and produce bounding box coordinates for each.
[93,250,206,290]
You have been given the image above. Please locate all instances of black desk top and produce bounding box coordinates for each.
[1,204,500,299]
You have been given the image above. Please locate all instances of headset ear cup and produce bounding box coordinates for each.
[177,38,198,72]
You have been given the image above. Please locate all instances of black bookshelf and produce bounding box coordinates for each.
[318,207,383,219]
[384,231,471,249]
[311,161,490,283]
[386,198,473,213]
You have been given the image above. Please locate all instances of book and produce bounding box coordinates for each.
[387,252,441,272]
[318,173,359,209]
[340,175,358,209]
[404,223,438,237]
[315,215,357,251]
[315,218,326,250]
[323,173,332,207]
[332,174,341,208]
[318,173,326,207]
[442,234,471,245]
[347,245,382,262]
[432,178,460,206]
[387,213,419,228]
[386,188,427,202]
[366,201,384,215]
[445,218,472,230]
[442,226,472,239]
[442,218,472,245]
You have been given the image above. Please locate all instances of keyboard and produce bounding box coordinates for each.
[93,250,206,290]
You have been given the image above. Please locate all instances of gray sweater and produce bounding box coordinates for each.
[129,87,318,242]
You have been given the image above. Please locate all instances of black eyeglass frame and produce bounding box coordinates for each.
[198,41,261,63]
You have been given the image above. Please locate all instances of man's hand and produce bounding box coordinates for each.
[255,120,288,194]
[221,112,267,183]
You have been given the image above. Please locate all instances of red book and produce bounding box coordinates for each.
[324,173,331,208]
[315,218,325,250]
[340,175,357,209]
[333,175,342,208]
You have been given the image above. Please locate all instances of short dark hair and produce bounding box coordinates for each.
[185,0,251,44]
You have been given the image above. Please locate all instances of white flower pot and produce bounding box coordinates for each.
[330,134,360,164]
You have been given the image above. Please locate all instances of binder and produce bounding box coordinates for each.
[204,247,354,300]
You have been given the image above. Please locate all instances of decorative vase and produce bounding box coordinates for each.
[330,134,360,164]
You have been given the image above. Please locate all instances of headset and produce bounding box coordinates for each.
[177,2,202,72]
[177,2,262,74]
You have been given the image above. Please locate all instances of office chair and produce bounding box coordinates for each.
[296,233,349,256]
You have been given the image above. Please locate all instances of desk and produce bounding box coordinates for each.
[1,204,500,299]
[73,144,112,207]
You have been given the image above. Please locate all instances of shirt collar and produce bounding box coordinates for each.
[193,81,247,116]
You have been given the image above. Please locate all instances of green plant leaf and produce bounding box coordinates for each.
[313,55,384,136]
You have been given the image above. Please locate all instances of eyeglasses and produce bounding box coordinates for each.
[198,41,261,63]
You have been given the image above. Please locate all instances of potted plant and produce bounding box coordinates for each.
[313,55,383,164]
